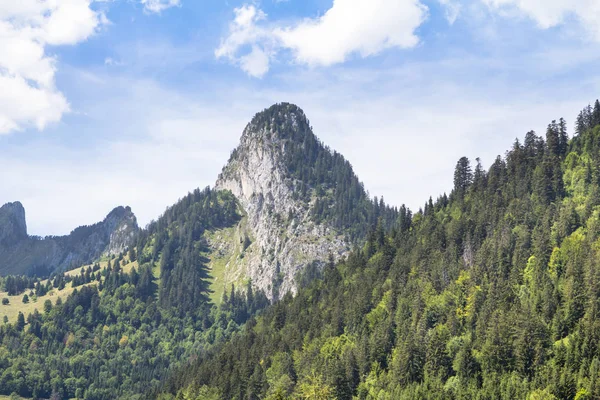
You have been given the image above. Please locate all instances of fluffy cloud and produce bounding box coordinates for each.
[215,5,273,78]
[0,0,106,134]
[216,0,428,77]
[140,0,181,14]
[483,0,600,40]
[437,0,461,24]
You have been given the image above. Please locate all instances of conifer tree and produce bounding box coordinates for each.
[453,157,473,198]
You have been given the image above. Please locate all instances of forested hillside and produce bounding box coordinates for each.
[0,188,269,399]
[159,101,600,399]
[0,103,407,400]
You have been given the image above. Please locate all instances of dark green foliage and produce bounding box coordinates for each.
[136,187,240,315]
[0,247,268,400]
[1,275,37,296]
[453,156,473,198]
[4,100,600,400]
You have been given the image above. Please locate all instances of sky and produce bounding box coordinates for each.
[1,0,600,236]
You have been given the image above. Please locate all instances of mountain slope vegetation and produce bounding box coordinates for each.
[0,103,403,399]
[0,187,269,399]
[159,101,600,400]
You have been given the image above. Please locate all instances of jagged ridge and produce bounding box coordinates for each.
[0,203,139,276]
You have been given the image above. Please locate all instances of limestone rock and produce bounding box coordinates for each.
[215,103,349,299]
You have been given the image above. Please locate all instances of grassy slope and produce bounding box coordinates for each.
[0,258,139,323]
[204,216,249,303]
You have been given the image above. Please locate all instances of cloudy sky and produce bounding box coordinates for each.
[1,0,600,235]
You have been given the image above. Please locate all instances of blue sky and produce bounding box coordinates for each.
[1,0,600,235]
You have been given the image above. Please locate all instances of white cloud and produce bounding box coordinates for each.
[438,0,461,24]
[240,46,271,78]
[216,0,428,77]
[0,0,106,134]
[215,5,273,77]
[483,0,600,40]
[140,0,181,13]
[275,0,427,66]
[104,57,124,66]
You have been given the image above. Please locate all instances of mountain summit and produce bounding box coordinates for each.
[215,103,349,298]
[215,103,396,298]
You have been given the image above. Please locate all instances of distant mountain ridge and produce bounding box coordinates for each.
[0,202,139,276]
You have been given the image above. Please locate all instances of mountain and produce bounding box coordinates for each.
[6,101,600,400]
[158,101,600,399]
[213,103,400,299]
[0,202,139,276]
[133,103,398,306]
[214,103,350,298]
[0,103,404,399]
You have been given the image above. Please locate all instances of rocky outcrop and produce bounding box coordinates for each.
[101,206,139,256]
[215,104,349,299]
[0,202,27,246]
[0,203,139,276]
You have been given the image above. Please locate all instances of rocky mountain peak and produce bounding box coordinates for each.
[245,103,310,137]
[105,205,134,221]
[0,201,28,246]
[223,103,313,170]
[215,103,349,299]
[103,206,138,256]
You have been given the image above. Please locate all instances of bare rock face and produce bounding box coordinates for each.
[103,206,139,256]
[0,202,27,246]
[0,203,139,276]
[215,104,349,299]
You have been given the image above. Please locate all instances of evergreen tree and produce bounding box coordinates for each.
[16,312,25,331]
[593,99,600,127]
[546,120,560,157]
[453,156,473,198]
[558,117,568,157]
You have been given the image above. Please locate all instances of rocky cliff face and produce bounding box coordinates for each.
[0,203,139,276]
[101,206,139,256]
[215,104,349,299]
[0,202,28,246]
